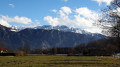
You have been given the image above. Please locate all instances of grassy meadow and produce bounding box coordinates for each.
[0,56,120,67]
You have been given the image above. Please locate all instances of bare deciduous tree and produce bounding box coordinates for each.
[100,0,120,37]
[99,0,120,50]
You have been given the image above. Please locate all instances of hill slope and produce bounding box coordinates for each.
[0,25,105,49]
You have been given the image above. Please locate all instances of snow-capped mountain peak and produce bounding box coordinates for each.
[34,25,89,34]
[10,25,91,34]
[10,25,26,32]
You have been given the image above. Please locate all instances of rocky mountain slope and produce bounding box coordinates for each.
[0,25,105,49]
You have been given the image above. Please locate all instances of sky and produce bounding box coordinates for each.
[0,0,113,33]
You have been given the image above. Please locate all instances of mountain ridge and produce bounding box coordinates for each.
[10,25,95,34]
[0,24,105,49]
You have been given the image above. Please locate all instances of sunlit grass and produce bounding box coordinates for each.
[0,56,120,67]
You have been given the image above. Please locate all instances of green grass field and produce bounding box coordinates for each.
[0,56,120,67]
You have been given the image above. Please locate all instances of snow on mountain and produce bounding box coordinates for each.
[34,25,90,34]
[10,25,27,32]
[10,25,94,35]
[0,24,105,49]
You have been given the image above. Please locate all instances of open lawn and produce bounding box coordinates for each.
[0,56,120,67]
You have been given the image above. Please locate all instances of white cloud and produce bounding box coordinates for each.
[72,15,93,27]
[75,7,99,20]
[9,4,15,8]
[1,15,32,24]
[52,9,57,13]
[84,27,102,33]
[62,0,68,2]
[29,20,41,27]
[44,16,59,26]
[59,10,66,16]
[44,16,71,26]
[0,19,10,27]
[44,7,101,33]
[73,7,99,28]
[92,0,113,5]
[60,6,72,16]
[44,6,72,26]
[0,15,37,27]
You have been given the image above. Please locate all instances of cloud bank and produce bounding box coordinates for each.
[44,6,101,33]
[0,15,40,27]
[1,16,32,24]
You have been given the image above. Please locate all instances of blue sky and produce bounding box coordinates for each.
[0,0,113,33]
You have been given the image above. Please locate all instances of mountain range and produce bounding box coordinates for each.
[0,25,105,50]
[11,25,91,34]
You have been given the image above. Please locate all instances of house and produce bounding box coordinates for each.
[0,48,16,56]
[0,48,8,53]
